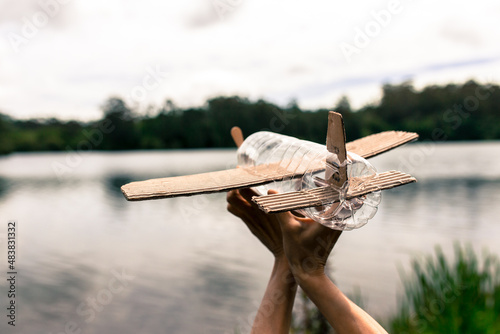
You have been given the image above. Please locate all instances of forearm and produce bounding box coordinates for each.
[297,273,387,334]
[251,256,297,334]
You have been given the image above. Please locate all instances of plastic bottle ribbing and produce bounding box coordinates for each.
[236,131,381,230]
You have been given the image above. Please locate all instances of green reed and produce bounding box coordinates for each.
[389,243,500,334]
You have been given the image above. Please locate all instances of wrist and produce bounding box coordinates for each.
[273,256,297,287]
[295,271,330,292]
[290,264,326,284]
[274,253,288,266]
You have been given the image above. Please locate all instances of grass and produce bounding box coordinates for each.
[239,243,500,334]
[389,243,500,334]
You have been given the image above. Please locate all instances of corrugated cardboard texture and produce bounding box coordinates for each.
[253,170,416,213]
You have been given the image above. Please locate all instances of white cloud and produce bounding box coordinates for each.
[0,0,499,120]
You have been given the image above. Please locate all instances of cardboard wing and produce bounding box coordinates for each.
[121,161,324,201]
[346,131,418,159]
[121,130,417,201]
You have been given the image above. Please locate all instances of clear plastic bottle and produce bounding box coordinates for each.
[237,131,381,230]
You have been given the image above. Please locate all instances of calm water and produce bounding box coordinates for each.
[0,142,499,333]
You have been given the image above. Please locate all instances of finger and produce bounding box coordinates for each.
[227,203,243,217]
[226,189,239,204]
[266,189,304,231]
[309,219,338,236]
[307,222,342,247]
[227,203,259,229]
[227,189,252,208]
[228,206,263,234]
[238,187,260,203]
[275,211,301,233]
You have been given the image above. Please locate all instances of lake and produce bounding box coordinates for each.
[0,142,499,333]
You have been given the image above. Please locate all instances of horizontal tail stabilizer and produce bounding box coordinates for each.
[253,170,416,213]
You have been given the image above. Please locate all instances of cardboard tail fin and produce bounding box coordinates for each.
[325,111,347,187]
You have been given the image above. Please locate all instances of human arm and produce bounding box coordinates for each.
[298,274,387,334]
[276,210,388,334]
[226,188,297,334]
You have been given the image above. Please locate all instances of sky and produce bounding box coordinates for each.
[0,0,499,120]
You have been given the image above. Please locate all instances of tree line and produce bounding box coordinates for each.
[0,80,499,155]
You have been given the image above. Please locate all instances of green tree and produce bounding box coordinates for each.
[100,97,139,150]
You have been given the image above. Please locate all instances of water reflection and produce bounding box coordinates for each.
[0,145,499,333]
[14,259,97,333]
[104,174,134,198]
[0,176,10,199]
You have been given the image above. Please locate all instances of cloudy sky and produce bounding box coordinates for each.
[0,0,499,120]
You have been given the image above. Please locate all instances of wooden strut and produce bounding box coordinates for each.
[230,126,244,148]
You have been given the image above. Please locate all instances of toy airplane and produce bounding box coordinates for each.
[121,112,418,215]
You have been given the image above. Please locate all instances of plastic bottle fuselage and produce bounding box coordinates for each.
[236,131,381,230]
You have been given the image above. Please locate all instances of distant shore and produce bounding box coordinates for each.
[1,80,499,155]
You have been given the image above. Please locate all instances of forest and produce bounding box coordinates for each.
[0,80,499,155]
